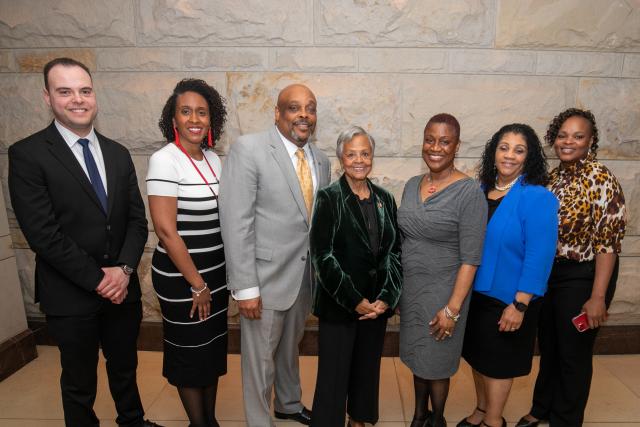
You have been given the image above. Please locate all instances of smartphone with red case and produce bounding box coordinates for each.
[572,312,589,332]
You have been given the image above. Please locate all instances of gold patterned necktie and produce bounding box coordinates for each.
[295,148,314,216]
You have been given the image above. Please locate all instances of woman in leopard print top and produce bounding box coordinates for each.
[518,108,626,427]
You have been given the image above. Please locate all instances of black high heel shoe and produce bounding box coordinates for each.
[480,418,506,427]
[409,409,432,427]
[515,415,540,427]
[430,415,447,427]
[456,407,486,427]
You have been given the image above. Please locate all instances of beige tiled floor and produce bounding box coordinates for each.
[1,346,639,426]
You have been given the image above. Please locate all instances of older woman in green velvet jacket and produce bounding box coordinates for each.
[310,126,402,427]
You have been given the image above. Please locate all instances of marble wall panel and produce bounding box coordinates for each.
[496,0,640,51]
[0,185,8,238]
[603,160,640,237]
[316,0,496,47]
[622,237,640,257]
[97,48,180,72]
[136,0,313,46]
[269,48,357,72]
[536,51,624,77]
[13,249,38,318]
[14,49,96,73]
[357,48,448,73]
[0,51,16,72]
[622,54,640,78]
[182,48,267,71]
[609,258,640,324]
[577,79,640,159]
[0,0,136,48]
[0,257,28,343]
[449,50,536,74]
[0,74,52,149]
[0,235,11,262]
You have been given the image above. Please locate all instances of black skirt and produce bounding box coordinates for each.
[462,291,542,379]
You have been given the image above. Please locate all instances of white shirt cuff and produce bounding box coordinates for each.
[231,286,260,300]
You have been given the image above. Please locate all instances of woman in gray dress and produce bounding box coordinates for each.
[398,113,487,427]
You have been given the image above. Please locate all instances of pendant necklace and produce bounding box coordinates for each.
[425,166,455,194]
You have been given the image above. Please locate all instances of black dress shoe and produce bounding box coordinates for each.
[141,420,164,427]
[274,407,312,425]
[515,416,540,427]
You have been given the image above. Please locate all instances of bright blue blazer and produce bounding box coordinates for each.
[473,177,559,305]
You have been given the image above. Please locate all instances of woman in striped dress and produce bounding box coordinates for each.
[147,79,228,427]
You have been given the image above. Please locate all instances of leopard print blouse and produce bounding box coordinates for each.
[548,153,626,262]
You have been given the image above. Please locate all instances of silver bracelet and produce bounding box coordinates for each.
[444,305,460,322]
[190,283,208,297]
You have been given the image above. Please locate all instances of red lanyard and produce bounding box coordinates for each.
[174,141,219,198]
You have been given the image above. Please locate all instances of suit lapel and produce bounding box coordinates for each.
[268,128,309,224]
[45,123,105,214]
[98,132,117,218]
[308,142,329,187]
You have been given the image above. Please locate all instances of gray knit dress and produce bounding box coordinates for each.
[398,176,486,379]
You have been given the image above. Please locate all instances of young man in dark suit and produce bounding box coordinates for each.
[8,57,161,427]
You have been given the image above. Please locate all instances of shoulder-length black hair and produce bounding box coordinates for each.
[478,123,549,188]
[158,78,227,147]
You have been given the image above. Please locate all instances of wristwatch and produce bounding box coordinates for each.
[120,264,134,276]
[512,299,528,313]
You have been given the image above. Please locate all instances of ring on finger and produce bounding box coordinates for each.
[444,330,451,336]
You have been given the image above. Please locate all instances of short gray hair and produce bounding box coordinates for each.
[335,125,376,158]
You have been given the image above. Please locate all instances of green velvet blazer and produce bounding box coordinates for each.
[310,174,402,321]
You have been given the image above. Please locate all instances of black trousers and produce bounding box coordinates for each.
[311,316,388,427]
[47,301,144,427]
[530,259,617,427]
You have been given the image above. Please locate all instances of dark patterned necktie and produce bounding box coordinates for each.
[77,138,107,213]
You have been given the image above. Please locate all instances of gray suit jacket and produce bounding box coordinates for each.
[219,127,331,310]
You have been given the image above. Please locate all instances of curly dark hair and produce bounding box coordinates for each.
[544,108,599,154]
[478,123,549,188]
[158,79,227,147]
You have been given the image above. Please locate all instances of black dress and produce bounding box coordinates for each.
[146,144,228,387]
[462,196,542,379]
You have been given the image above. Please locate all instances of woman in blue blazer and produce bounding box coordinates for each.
[458,124,558,427]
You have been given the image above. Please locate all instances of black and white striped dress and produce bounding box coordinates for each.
[146,143,228,387]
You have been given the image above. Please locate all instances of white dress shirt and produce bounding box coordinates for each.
[55,120,108,193]
[232,127,319,301]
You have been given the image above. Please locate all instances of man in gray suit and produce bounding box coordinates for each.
[219,84,331,426]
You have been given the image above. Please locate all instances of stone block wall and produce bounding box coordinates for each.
[0,0,638,325]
